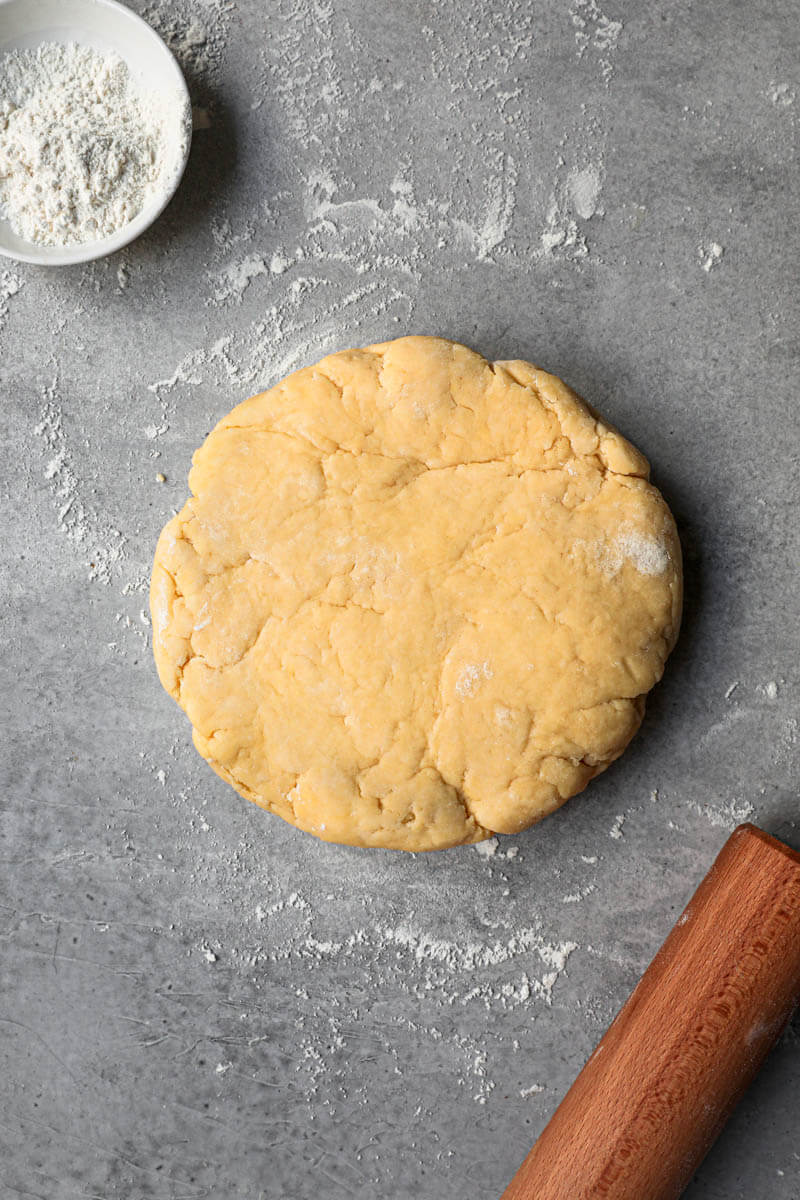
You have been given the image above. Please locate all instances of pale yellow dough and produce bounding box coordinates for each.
[151,337,681,850]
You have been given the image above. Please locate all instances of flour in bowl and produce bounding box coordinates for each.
[0,42,189,246]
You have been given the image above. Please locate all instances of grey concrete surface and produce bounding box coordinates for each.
[1,1,799,1197]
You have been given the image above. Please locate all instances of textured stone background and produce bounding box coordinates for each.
[1,1,798,1197]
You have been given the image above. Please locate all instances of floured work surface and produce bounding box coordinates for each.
[3,0,798,1195]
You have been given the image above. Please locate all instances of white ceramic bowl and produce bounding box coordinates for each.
[0,0,192,265]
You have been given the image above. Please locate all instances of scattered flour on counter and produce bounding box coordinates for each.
[211,254,270,304]
[474,152,518,261]
[538,2,621,257]
[201,171,420,350]
[570,0,623,83]
[111,738,595,1123]
[373,923,578,1005]
[390,170,420,232]
[252,2,532,281]
[541,196,588,259]
[0,43,189,246]
[724,681,740,700]
[34,381,126,584]
[520,1083,545,1098]
[471,1049,494,1104]
[189,861,579,1013]
[699,242,724,272]
[768,82,795,108]
[562,884,597,903]
[0,269,23,334]
[133,0,627,414]
[209,250,299,304]
[568,164,603,219]
[269,249,293,274]
[540,156,605,261]
[143,1,628,467]
[609,814,625,839]
[686,796,755,830]
[188,0,618,351]
[211,214,257,251]
[698,707,750,750]
[110,607,150,655]
[474,839,520,861]
[147,348,207,398]
[305,168,386,228]
[762,680,779,700]
[143,0,233,85]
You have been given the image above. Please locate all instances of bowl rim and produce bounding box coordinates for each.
[0,0,192,267]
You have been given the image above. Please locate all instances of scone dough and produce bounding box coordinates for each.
[151,337,681,850]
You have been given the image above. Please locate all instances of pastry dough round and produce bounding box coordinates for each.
[151,337,681,850]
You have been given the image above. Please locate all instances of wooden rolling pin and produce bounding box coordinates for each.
[501,823,800,1200]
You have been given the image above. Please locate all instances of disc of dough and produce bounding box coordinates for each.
[151,337,681,850]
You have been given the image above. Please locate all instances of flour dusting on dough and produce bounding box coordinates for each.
[590,527,669,577]
[456,662,494,697]
[614,529,670,575]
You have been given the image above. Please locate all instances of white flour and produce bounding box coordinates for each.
[473,151,519,261]
[685,796,755,830]
[455,662,493,697]
[0,42,189,246]
[568,164,603,219]
[768,82,795,108]
[570,0,623,83]
[0,268,22,335]
[144,0,234,86]
[612,529,669,575]
[699,241,724,272]
[34,380,126,584]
